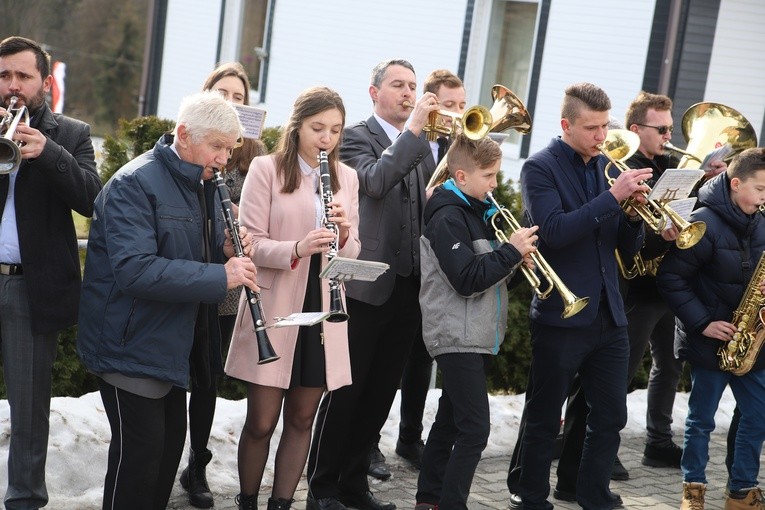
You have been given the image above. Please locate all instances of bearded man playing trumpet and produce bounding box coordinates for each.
[515,82,652,510]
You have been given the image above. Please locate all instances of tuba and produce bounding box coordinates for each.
[487,192,589,319]
[669,102,757,169]
[599,129,706,250]
[426,84,532,189]
[0,96,29,174]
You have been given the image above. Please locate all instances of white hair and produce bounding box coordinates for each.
[175,90,242,144]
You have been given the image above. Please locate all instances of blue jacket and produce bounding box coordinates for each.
[521,138,644,327]
[657,173,765,372]
[419,182,523,357]
[77,135,228,387]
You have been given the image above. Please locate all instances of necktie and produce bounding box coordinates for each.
[436,137,448,164]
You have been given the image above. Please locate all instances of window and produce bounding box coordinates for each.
[237,0,268,92]
[480,0,538,144]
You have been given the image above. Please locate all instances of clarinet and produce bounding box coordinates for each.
[213,170,279,364]
[318,151,349,322]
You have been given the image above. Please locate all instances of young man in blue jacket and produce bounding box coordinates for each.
[657,148,765,510]
[77,91,259,510]
[415,134,538,510]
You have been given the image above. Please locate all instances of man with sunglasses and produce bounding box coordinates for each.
[620,91,726,473]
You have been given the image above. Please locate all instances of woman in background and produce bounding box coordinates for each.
[179,62,266,509]
[225,86,360,510]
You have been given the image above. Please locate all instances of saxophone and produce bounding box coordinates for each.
[718,251,765,375]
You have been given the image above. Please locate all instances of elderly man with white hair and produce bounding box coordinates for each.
[77,91,259,510]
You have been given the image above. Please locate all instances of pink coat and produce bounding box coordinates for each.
[225,154,361,390]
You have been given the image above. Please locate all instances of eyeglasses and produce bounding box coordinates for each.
[635,123,673,135]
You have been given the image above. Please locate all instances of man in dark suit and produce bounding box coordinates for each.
[306,59,440,510]
[367,69,468,480]
[515,82,652,510]
[0,36,101,509]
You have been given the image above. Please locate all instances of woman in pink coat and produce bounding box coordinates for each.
[225,87,361,510]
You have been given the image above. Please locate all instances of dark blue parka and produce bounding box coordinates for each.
[656,173,765,372]
[77,135,228,387]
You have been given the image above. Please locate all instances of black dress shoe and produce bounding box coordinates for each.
[610,455,629,481]
[553,487,576,502]
[367,445,391,481]
[395,438,424,469]
[608,494,624,509]
[306,495,348,510]
[642,441,682,468]
[508,492,523,510]
[338,490,396,510]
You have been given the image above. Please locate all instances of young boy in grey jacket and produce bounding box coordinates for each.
[415,135,538,510]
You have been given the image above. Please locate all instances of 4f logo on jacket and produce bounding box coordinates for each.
[452,242,460,250]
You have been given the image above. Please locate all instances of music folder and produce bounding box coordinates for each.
[319,256,390,282]
[272,312,329,328]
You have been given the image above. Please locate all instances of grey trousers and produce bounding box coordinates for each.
[0,275,58,510]
[625,292,682,446]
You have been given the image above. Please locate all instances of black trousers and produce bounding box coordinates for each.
[99,379,187,510]
[399,327,433,444]
[307,275,421,498]
[417,353,491,509]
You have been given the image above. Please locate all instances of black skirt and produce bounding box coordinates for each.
[289,253,327,388]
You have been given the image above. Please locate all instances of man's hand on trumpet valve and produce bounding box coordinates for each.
[608,167,653,203]
[404,92,441,136]
[11,123,45,159]
[508,225,539,258]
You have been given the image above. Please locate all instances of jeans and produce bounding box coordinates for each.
[682,365,765,491]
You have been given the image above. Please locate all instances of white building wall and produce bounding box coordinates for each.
[156,0,224,120]
[705,0,765,137]
[261,0,469,129]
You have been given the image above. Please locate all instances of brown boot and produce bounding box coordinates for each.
[681,482,706,510]
[724,487,765,510]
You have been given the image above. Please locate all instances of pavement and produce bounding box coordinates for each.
[167,431,745,509]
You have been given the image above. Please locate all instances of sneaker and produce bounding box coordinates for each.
[611,456,629,481]
[681,482,706,510]
[725,487,765,510]
[642,442,682,468]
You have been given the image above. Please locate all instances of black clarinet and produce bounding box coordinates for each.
[213,170,279,364]
[318,151,349,322]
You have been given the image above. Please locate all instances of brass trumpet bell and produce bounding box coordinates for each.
[676,102,758,169]
[0,96,28,175]
[489,85,532,135]
[422,104,492,142]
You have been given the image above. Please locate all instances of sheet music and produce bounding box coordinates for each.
[647,168,704,202]
[319,256,389,282]
[231,104,267,139]
[663,197,697,228]
[272,312,330,328]
[699,143,733,170]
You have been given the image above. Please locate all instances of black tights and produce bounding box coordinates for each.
[238,383,325,499]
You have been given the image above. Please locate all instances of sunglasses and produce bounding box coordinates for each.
[635,123,673,135]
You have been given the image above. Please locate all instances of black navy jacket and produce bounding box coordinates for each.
[521,137,645,328]
[657,173,765,372]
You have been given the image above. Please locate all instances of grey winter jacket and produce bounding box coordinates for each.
[419,182,523,357]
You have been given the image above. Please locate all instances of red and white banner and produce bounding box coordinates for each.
[51,61,66,113]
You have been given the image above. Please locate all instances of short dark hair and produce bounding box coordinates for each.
[728,147,765,181]
[370,59,415,88]
[624,91,673,128]
[423,69,463,95]
[0,36,51,78]
[561,82,610,123]
[447,134,502,178]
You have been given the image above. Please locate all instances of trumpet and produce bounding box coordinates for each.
[403,100,491,142]
[599,129,706,249]
[486,192,589,319]
[0,96,29,174]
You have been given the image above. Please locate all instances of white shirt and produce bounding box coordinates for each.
[0,170,21,263]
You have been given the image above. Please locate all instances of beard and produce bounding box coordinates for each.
[4,87,45,114]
